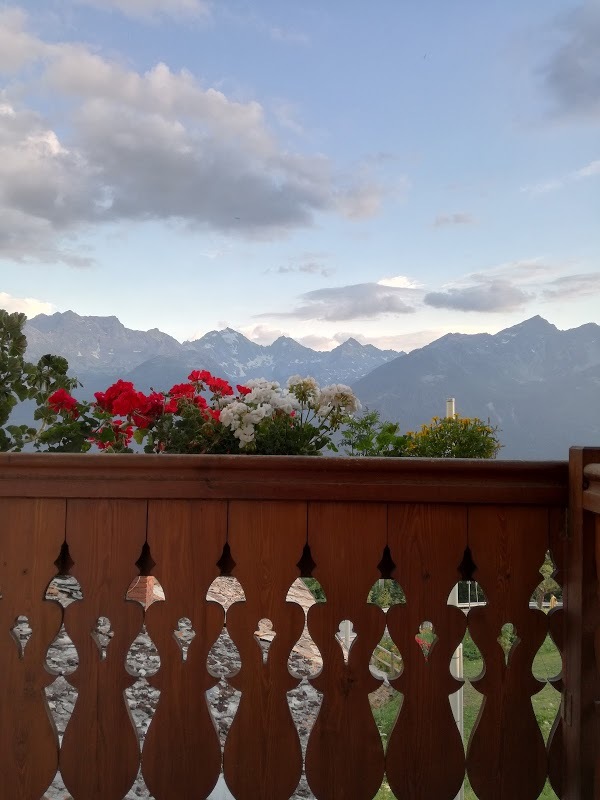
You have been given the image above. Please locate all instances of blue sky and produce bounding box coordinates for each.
[1,0,599,350]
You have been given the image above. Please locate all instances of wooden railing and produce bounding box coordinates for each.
[0,450,597,799]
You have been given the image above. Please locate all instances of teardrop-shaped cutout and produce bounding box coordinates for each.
[368,578,405,609]
[370,684,403,754]
[126,624,161,677]
[46,623,79,676]
[207,626,241,678]
[497,622,520,666]
[207,575,246,612]
[415,621,437,661]
[336,619,357,665]
[126,575,165,611]
[10,615,32,659]
[371,627,402,680]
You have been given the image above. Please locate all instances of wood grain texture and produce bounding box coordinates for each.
[0,453,568,505]
[385,504,468,800]
[60,499,147,800]
[563,447,600,799]
[304,502,387,800]
[223,501,306,800]
[142,500,226,800]
[0,498,64,799]
[466,505,549,800]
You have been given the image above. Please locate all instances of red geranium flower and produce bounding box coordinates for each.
[236,384,251,396]
[48,388,79,418]
[94,380,135,413]
[188,369,213,383]
[169,382,195,399]
[207,377,233,396]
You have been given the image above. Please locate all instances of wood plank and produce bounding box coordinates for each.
[304,502,387,800]
[60,499,147,800]
[0,453,569,505]
[562,447,600,799]
[466,506,549,800]
[0,498,64,799]
[223,501,306,800]
[142,500,227,800]
[385,504,468,800]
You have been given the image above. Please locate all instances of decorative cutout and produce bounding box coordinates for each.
[46,624,79,676]
[532,550,562,610]
[126,625,160,678]
[371,628,402,679]
[135,541,156,576]
[254,618,276,664]
[91,616,114,661]
[297,542,316,577]
[10,615,32,659]
[377,544,396,580]
[54,540,74,574]
[126,575,165,611]
[336,619,357,664]
[173,617,196,662]
[207,575,246,612]
[370,684,402,753]
[216,541,236,576]
[497,622,520,666]
[45,574,83,608]
[415,621,437,661]
[206,680,242,750]
[45,676,78,738]
[458,544,477,582]
[368,578,405,609]
[207,626,241,678]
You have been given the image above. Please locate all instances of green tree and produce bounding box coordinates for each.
[0,309,77,451]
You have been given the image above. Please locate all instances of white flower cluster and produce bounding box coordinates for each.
[317,383,362,416]
[219,379,299,447]
[287,375,320,404]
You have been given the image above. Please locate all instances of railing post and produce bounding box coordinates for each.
[564,447,600,797]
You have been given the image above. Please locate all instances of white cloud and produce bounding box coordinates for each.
[0,8,49,73]
[521,158,600,195]
[424,281,532,313]
[377,275,422,289]
[0,291,55,316]
[73,0,212,21]
[0,13,388,262]
[575,159,600,178]
[260,282,417,322]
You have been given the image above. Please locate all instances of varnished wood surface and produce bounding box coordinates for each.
[60,500,147,800]
[0,498,64,799]
[143,500,227,800]
[386,504,467,799]
[0,453,582,799]
[223,501,306,800]
[0,453,568,504]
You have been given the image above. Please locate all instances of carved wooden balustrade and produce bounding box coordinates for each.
[0,449,598,799]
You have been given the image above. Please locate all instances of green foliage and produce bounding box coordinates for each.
[303,578,326,602]
[0,310,79,451]
[368,579,405,608]
[343,410,501,459]
[341,410,410,456]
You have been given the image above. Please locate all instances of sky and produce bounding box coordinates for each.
[0,0,599,352]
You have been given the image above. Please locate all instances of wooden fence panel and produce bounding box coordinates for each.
[0,498,64,800]
[385,504,468,800]
[466,506,549,800]
[223,500,306,800]
[304,502,387,800]
[143,500,227,800]
[547,506,567,797]
[60,499,147,800]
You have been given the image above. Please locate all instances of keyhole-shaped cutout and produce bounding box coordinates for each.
[173,617,196,662]
[336,620,357,664]
[10,615,32,659]
[91,616,114,660]
[415,621,437,661]
[498,622,520,666]
[254,618,276,664]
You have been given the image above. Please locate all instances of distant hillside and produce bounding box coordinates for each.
[353,316,600,459]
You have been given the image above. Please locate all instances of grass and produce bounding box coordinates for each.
[372,633,562,800]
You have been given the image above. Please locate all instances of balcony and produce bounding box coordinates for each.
[0,448,599,800]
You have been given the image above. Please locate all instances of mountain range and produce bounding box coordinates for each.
[24,311,401,393]
[22,311,600,459]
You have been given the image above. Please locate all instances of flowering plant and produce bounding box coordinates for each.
[37,371,361,455]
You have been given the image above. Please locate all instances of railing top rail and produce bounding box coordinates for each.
[0,453,568,504]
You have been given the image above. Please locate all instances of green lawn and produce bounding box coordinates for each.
[372,633,562,800]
